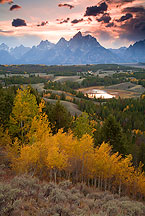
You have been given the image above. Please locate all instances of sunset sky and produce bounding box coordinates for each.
[0,0,145,48]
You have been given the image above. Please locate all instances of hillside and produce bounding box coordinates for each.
[0,164,145,216]
[0,85,145,216]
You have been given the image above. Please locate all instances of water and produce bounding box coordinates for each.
[87,89,115,99]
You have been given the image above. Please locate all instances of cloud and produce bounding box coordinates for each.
[122,6,145,14]
[12,19,27,27]
[89,29,112,42]
[119,14,145,41]
[10,4,21,11]
[117,13,133,22]
[106,0,134,3]
[116,4,145,41]
[106,22,114,27]
[71,18,83,24]
[106,0,135,6]
[37,21,48,27]
[0,29,14,34]
[0,0,13,4]
[84,2,108,17]
[88,18,92,22]
[57,18,70,24]
[58,3,74,10]
[97,13,111,23]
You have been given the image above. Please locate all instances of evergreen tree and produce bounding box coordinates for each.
[48,101,72,133]
[101,115,126,154]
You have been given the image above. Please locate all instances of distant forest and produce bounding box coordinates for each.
[0,64,144,75]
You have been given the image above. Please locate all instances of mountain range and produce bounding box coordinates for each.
[0,31,145,65]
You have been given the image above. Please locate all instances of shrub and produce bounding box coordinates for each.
[11,175,40,191]
[58,180,72,190]
[102,199,120,215]
[87,192,106,200]
[0,183,23,215]
[120,201,145,216]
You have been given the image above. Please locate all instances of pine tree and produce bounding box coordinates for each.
[49,101,72,133]
[101,115,126,154]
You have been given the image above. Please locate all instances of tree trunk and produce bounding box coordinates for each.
[119,179,121,197]
[98,176,100,189]
[54,170,57,184]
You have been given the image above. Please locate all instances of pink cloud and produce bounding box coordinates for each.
[0,0,13,4]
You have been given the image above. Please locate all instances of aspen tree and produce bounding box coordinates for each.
[9,87,38,144]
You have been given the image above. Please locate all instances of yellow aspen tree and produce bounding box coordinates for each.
[94,143,112,189]
[7,138,21,169]
[9,87,38,144]
[27,99,51,144]
[134,162,145,199]
[108,152,122,191]
[50,130,78,181]
[0,126,11,147]
[115,154,134,196]
[46,139,68,183]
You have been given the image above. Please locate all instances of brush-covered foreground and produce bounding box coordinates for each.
[0,165,145,216]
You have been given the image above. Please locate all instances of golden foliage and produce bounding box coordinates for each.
[10,128,145,198]
[6,89,145,198]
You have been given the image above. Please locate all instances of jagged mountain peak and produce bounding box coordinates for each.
[69,31,102,51]
[57,37,68,44]
[0,43,9,51]
[73,31,83,39]
[0,33,145,64]
[37,40,54,49]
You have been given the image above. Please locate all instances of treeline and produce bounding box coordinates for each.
[81,75,126,87]
[0,64,142,75]
[0,87,145,200]
[44,81,79,94]
[1,75,47,85]
[44,76,126,92]
[74,97,145,168]
[75,96,145,132]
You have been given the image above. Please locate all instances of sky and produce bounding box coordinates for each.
[0,0,145,48]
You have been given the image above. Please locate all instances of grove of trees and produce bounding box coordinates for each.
[0,86,145,200]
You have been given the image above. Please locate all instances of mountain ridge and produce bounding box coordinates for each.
[0,32,145,65]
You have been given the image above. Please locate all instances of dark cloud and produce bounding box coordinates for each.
[106,22,114,27]
[106,0,134,6]
[37,21,48,27]
[88,18,92,22]
[84,2,108,16]
[10,4,21,11]
[71,18,83,24]
[117,5,145,41]
[119,14,145,41]
[58,3,74,10]
[122,6,145,14]
[58,18,70,24]
[97,13,111,23]
[12,19,27,27]
[106,0,134,3]
[117,13,133,22]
